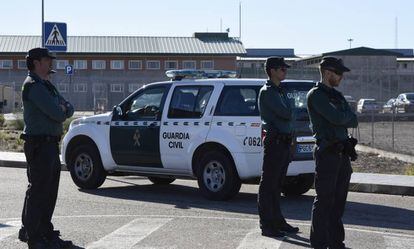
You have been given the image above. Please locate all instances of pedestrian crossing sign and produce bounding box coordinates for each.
[43,22,67,52]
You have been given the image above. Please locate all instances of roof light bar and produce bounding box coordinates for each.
[166,70,237,80]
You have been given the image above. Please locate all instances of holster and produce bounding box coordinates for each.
[317,137,358,161]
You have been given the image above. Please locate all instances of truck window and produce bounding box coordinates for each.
[215,86,260,116]
[168,86,213,119]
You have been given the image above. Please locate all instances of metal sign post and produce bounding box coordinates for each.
[65,65,73,102]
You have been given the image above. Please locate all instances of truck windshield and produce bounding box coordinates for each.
[282,82,315,121]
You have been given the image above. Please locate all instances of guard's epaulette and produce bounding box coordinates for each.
[22,76,36,101]
[23,76,36,85]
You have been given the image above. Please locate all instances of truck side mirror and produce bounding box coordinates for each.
[113,105,123,117]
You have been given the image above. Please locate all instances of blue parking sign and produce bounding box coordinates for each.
[65,65,73,75]
[44,22,67,52]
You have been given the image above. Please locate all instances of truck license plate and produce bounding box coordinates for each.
[296,144,314,153]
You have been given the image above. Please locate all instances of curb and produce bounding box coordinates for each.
[349,182,414,196]
[0,160,68,171]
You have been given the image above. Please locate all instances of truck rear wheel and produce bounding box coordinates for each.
[282,173,314,196]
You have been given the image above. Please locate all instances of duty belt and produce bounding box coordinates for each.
[316,139,345,153]
[20,134,61,143]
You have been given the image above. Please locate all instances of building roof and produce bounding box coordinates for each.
[244,48,296,58]
[382,49,414,57]
[323,47,403,57]
[0,33,246,55]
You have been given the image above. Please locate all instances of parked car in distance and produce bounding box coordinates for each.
[382,98,396,113]
[357,98,381,113]
[395,93,414,113]
[344,95,357,112]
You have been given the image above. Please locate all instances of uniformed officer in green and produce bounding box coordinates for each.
[19,48,74,249]
[258,57,299,237]
[307,57,358,249]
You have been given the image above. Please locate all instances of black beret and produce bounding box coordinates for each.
[265,56,291,70]
[26,47,56,60]
[320,56,350,72]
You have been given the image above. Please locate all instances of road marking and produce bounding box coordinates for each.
[2,215,414,240]
[86,218,171,249]
[237,229,284,249]
[385,235,414,249]
[0,220,21,242]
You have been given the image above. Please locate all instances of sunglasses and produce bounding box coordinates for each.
[326,68,343,76]
[278,68,287,72]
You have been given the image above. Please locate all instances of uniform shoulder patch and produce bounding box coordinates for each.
[23,76,36,85]
[22,76,37,100]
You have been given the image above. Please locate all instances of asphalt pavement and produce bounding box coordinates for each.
[1,150,414,196]
[0,167,413,249]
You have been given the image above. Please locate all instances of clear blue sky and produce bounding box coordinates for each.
[1,0,412,55]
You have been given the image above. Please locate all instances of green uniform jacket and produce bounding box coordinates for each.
[258,80,294,134]
[307,82,358,141]
[22,72,74,136]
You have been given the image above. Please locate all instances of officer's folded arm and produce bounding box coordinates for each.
[344,112,358,128]
[310,91,354,126]
[28,84,67,122]
[263,91,292,120]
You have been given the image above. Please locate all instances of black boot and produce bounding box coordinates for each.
[261,229,286,238]
[280,223,299,234]
[46,230,73,249]
[18,226,28,242]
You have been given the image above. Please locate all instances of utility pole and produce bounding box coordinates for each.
[239,1,242,40]
[347,38,353,49]
[42,0,44,47]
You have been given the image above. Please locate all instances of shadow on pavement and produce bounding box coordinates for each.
[284,233,312,248]
[79,177,414,232]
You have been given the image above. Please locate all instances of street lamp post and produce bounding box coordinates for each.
[347,38,354,49]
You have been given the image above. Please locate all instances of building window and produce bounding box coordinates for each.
[182,60,196,69]
[92,60,106,70]
[74,60,87,70]
[200,60,214,69]
[128,83,140,93]
[18,60,27,70]
[74,83,87,93]
[93,84,106,93]
[146,60,160,70]
[242,62,252,68]
[128,60,142,70]
[110,84,124,93]
[56,60,69,70]
[57,84,69,93]
[165,60,178,70]
[0,60,13,69]
[111,60,124,70]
